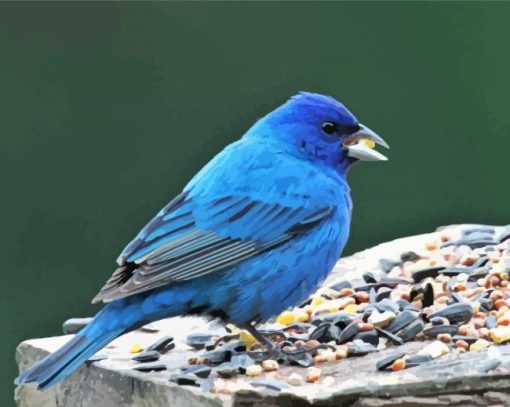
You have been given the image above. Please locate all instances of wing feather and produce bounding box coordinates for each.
[93,193,332,303]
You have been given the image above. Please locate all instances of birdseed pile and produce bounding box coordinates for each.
[63,224,510,395]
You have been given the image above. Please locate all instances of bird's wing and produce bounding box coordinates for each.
[93,191,333,303]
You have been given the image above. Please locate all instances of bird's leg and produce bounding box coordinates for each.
[242,323,281,360]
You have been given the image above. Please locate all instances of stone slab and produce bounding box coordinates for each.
[15,225,510,406]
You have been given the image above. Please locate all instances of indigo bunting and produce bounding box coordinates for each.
[16,92,389,389]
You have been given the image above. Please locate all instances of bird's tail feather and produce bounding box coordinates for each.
[16,309,124,390]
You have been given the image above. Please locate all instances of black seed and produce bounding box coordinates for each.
[348,341,378,356]
[251,380,291,392]
[216,362,240,378]
[139,323,159,333]
[462,225,495,236]
[86,354,108,366]
[405,354,432,367]
[423,325,458,337]
[247,350,272,363]
[429,303,473,324]
[404,304,420,312]
[379,278,411,287]
[219,340,246,353]
[299,298,312,307]
[401,251,420,262]
[169,373,200,386]
[409,286,423,303]
[131,350,161,363]
[312,313,352,329]
[376,287,392,302]
[181,364,212,378]
[309,323,329,341]
[375,299,399,313]
[376,351,406,371]
[430,317,447,326]
[363,305,377,319]
[186,333,213,350]
[376,328,404,346]
[354,330,379,347]
[147,336,175,354]
[465,230,495,240]
[355,283,377,292]
[398,320,424,342]
[204,341,217,351]
[474,289,492,300]
[411,267,445,283]
[369,288,377,303]
[499,226,510,243]
[479,298,494,313]
[309,323,341,343]
[396,299,411,311]
[441,267,473,277]
[328,280,352,291]
[385,310,416,333]
[338,322,360,344]
[441,238,498,249]
[201,350,228,365]
[379,258,401,274]
[288,352,313,367]
[62,318,93,335]
[468,268,491,281]
[472,256,489,268]
[423,283,434,307]
[133,362,167,372]
[363,272,377,284]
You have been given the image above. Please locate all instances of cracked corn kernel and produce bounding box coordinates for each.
[306,366,321,383]
[344,304,358,313]
[311,297,324,307]
[335,347,348,360]
[288,372,303,386]
[276,310,295,325]
[469,339,490,352]
[130,343,143,354]
[339,288,355,296]
[359,138,375,149]
[245,364,262,376]
[261,359,279,371]
[391,358,406,371]
[356,291,369,303]
[437,333,452,343]
[490,326,510,343]
[295,310,310,322]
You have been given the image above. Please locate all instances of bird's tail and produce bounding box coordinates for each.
[15,305,124,390]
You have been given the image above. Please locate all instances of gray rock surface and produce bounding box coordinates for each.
[15,225,510,406]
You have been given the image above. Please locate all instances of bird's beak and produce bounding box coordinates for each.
[344,124,389,161]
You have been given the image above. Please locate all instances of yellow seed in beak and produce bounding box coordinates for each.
[359,138,376,149]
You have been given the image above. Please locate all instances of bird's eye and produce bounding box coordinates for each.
[321,121,338,135]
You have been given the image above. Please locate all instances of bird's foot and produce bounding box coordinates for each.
[242,324,286,362]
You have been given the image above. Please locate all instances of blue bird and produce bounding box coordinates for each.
[16,92,389,389]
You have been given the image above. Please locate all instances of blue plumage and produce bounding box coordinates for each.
[16,92,389,389]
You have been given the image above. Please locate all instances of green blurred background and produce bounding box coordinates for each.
[1,2,509,404]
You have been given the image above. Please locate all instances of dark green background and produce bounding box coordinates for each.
[1,2,509,404]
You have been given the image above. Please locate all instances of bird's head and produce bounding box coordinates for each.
[246,92,389,172]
